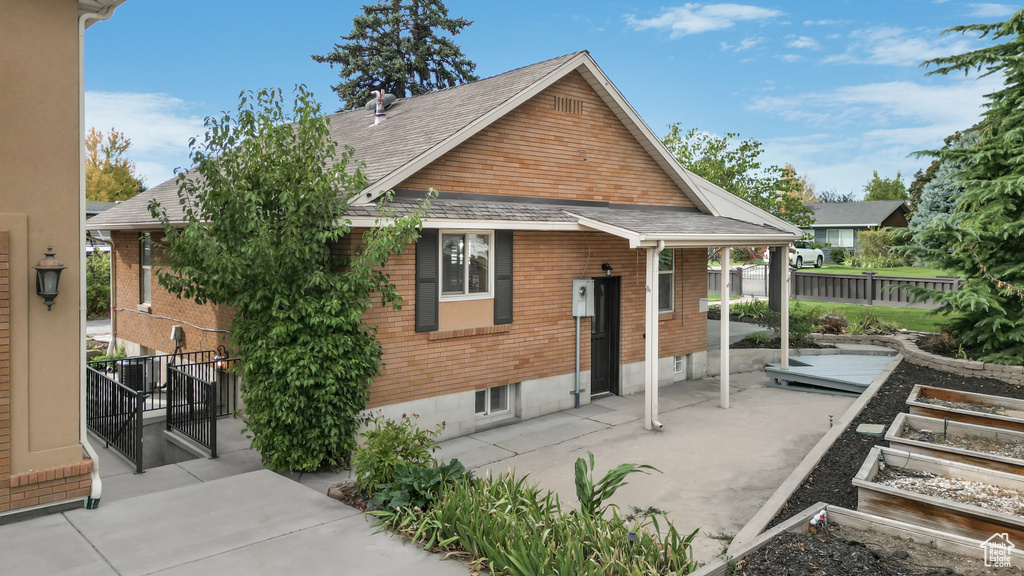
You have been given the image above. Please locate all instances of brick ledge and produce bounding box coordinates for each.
[9,459,93,488]
[428,325,510,341]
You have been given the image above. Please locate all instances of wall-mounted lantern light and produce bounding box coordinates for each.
[601,263,613,277]
[34,246,66,311]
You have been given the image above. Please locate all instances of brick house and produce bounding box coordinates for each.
[88,52,801,436]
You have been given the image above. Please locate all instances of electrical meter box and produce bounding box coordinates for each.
[572,279,595,317]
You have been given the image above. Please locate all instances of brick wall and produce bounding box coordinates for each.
[363,231,707,407]
[0,231,10,511]
[112,231,235,354]
[398,71,695,208]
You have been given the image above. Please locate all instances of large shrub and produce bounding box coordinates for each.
[85,251,110,318]
[829,246,848,265]
[854,227,913,267]
[149,87,429,470]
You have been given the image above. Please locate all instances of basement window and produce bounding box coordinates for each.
[475,384,509,416]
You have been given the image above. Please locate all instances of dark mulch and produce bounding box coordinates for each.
[736,529,959,576]
[768,361,1024,527]
[730,337,832,350]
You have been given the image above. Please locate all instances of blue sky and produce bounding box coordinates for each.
[84,1,1017,198]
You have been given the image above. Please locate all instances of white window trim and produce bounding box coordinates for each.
[439,230,495,302]
[827,228,855,248]
[659,249,674,314]
[140,232,152,305]
[475,384,511,418]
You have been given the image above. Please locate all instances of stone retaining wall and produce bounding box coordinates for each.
[814,332,1024,386]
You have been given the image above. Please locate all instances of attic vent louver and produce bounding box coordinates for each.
[554,96,583,115]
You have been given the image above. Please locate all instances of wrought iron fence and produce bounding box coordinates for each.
[166,365,218,458]
[86,349,227,413]
[86,367,144,473]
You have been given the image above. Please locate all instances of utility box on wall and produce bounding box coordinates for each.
[572,279,595,317]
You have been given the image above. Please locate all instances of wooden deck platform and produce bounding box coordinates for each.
[765,354,895,396]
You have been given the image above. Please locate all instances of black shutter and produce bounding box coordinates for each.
[494,230,513,325]
[415,229,439,332]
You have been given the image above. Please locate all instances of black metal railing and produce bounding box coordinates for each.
[166,365,218,458]
[176,358,241,418]
[87,349,227,413]
[86,367,145,473]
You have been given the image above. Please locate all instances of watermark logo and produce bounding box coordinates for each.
[982,533,1015,568]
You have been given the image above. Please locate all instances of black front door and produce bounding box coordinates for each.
[590,276,620,396]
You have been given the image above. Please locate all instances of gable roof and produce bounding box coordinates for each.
[804,200,909,228]
[87,51,801,242]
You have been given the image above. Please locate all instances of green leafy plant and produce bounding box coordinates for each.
[89,344,126,373]
[829,247,849,265]
[729,299,771,322]
[370,458,471,510]
[848,314,900,335]
[148,86,430,471]
[353,412,445,495]
[744,332,771,346]
[574,451,658,517]
[85,251,111,319]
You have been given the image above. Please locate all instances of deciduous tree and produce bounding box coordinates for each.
[149,86,429,470]
[862,171,908,201]
[908,8,1024,363]
[817,188,857,203]
[312,0,478,110]
[86,127,145,202]
[661,125,814,227]
[779,163,819,203]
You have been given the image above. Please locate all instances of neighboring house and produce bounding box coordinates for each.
[1,0,125,520]
[86,200,116,253]
[88,52,801,437]
[803,200,910,261]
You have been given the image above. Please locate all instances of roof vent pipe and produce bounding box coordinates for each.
[372,90,386,126]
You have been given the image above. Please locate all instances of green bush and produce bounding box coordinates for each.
[86,252,110,319]
[370,459,471,511]
[373,460,699,575]
[744,332,772,345]
[848,314,900,335]
[829,247,848,265]
[854,228,913,268]
[353,412,444,496]
[730,299,771,322]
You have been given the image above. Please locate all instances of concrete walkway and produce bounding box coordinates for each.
[3,366,852,573]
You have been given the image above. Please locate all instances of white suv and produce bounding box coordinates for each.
[789,241,824,269]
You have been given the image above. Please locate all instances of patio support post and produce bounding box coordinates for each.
[720,246,731,409]
[644,243,663,430]
[781,257,790,370]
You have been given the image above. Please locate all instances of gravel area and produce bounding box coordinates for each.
[901,426,1024,460]
[874,468,1024,516]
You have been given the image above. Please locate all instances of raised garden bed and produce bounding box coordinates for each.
[887,412,1024,476]
[853,445,1024,543]
[909,384,1024,432]
[698,502,1021,575]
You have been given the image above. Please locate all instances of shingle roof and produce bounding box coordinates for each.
[86,53,582,230]
[805,200,909,227]
[566,206,788,236]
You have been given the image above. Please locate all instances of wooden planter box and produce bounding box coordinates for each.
[694,502,1024,575]
[854,446,1024,543]
[907,385,1024,433]
[887,413,1024,476]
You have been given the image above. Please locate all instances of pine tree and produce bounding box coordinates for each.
[312,0,478,110]
[909,9,1024,363]
[910,131,978,231]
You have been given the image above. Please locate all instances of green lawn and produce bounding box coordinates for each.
[799,265,954,278]
[790,300,956,333]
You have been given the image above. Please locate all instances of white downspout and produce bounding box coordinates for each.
[644,241,665,430]
[80,3,121,510]
[720,246,731,409]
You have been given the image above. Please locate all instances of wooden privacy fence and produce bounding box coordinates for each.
[707,268,743,297]
[790,271,961,308]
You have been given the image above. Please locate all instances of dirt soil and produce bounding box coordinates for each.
[769,361,1024,526]
[737,523,1004,575]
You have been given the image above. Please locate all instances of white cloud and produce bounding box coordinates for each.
[968,3,1017,18]
[803,19,842,26]
[625,4,782,38]
[787,36,821,49]
[825,26,978,66]
[85,91,205,187]
[779,54,804,63]
[751,75,1000,195]
[721,36,764,51]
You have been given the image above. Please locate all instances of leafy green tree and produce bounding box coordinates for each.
[661,125,814,227]
[86,127,145,201]
[817,188,857,203]
[780,163,819,203]
[149,86,429,470]
[908,9,1024,363]
[312,0,478,110]
[862,170,908,201]
[85,251,110,318]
